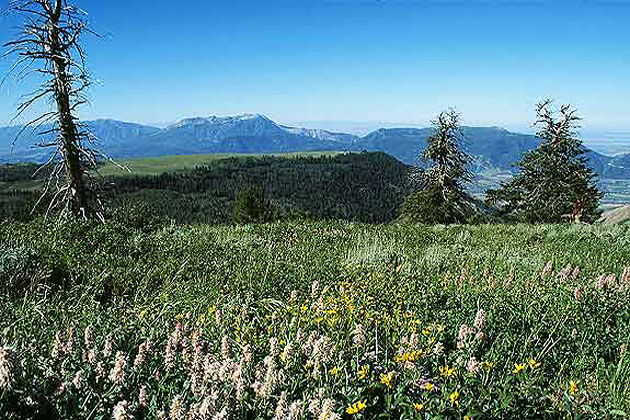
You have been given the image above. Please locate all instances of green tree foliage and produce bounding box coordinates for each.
[486,100,602,223]
[1,153,410,224]
[0,163,46,182]
[233,186,266,224]
[401,109,474,224]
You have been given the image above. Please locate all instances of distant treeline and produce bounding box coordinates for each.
[0,163,48,183]
[0,153,411,224]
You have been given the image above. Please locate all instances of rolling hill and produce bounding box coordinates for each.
[1,114,629,178]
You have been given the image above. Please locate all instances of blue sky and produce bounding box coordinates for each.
[1,0,629,136]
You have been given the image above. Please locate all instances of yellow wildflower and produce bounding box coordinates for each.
[329,366,339,376]
[379,372,394,388]
[527,358,541,369]
[346,400,367,415]
[358,365,369,380]
[512,362,525,375]
[394,350,421,363]
[463,416,472,420]
[413,403,423,412]
[439,365,455,377]
[424,382,434,392]
[449,390,460,406]
[302,363,312,378]
[568,380,578,395]
[481,361,495,371]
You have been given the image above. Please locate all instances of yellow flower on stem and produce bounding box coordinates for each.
[358,365,369,380]
[512,362,525,375]
[424,382,434,392]
[413,403,423,412]
[379,372,394,388]
[346,400,367,415]
[449,390,460,406]
[481,361,495,371]
[329,366,339,376]
[527,358,541,369]
[439,365,454,377]
[568,380,578,395]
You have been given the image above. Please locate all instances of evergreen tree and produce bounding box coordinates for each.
[486,100,602,222]
[401,109,474,223]
[233,186,266,224]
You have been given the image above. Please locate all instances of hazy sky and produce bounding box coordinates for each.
[0,0,629,132]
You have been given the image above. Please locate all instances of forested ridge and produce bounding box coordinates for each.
[1,152,411,224]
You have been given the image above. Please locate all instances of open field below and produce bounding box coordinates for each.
[97,152,343,178]
[1,220,630,417]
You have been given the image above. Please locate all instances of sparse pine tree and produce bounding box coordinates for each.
[401,109,474,224]
[486,100,602,223]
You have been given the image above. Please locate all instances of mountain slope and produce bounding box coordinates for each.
[146,114,359,155]
[1,114,629,178]
[360,126,618,176]
[0,120,160,163]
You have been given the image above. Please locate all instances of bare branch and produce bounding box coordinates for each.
[3,0,105,221]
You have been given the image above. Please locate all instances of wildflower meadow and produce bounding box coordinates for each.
[1,220,630,418]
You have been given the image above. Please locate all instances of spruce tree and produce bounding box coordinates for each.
[486,100,602,222]
[401,109,474,224]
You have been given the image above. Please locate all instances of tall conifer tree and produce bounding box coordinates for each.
[487,100,602,222]
[401,109,474,223]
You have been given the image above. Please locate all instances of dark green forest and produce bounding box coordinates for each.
[0,152,411,224]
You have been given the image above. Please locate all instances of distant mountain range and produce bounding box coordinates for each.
[1,113,630,179]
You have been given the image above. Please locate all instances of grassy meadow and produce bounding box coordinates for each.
[97,152,344,178]
[1,220,630,418]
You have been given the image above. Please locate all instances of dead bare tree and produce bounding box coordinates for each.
[2,0,103,220]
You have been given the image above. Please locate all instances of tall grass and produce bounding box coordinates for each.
[0,220,629,418]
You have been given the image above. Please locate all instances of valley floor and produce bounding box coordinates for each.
[1,221,630,418]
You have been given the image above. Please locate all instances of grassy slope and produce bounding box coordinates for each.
[97,152,343,177]
[4,221,629,296]
[1,155,630,417]
[2,221,630,416]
